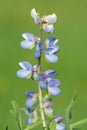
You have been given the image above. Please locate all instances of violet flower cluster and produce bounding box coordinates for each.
[17,8,66,130]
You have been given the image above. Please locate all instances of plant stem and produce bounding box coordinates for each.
[37,21,47,130]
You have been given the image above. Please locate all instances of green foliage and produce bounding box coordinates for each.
[72,128,80,130]
[66,93,87,130]
[10,100,22,130]
[71,118,87,129]
[4,124,8,130]
[24,120,42,130]
[49,120,56,130]
[66,93,77,124]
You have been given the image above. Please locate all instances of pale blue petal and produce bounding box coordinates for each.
[45,46,60,55]
[31,8,40,24]
[47,14,57,23]
[44,25,54,34]
[44,70,57,77]
[26,98,36,108]
[16,69,32,78]
[38,74,46,81]
[56,123,66,130]
[44,107,54,117]
[19,61,32,70]
[45,54,58,63]
[20,40,35,49]
[34,50,41,59]
[22,33,34,41]
[39,81,47,89]
[48,79,61,87]
[25,91,36,98]
[33,16,40,24]
[26,117,35,124]
[45,37,59,48]
[48,86,61,96]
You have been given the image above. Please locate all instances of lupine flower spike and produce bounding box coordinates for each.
[16,8,66,130]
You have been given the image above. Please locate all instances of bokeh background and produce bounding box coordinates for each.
[0,0,87,129]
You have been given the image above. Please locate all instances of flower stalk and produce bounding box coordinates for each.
[37,21,47,130]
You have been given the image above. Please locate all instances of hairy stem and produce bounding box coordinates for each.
[37,21,47,130]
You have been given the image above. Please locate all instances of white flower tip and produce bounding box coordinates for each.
[31,8,36,17]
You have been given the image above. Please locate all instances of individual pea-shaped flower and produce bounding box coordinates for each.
[38,70,61,96]
[25,91,38,108]
[16,61,38,80]
[41,13,57,33]
[55,116,64,123]
[20,32,40,50]
[26,108,38,124]
[45,37,59,48]
[42,98,52,108]
[44,37,59,63]
[31,8,40,24]
[54,116,66,130]
[42,98,54,118]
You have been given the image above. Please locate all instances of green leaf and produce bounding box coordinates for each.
[70,118,87,128]
[11,100,20,114]
[49,120,56,130]
[4,124,8,130]
[10,100,22,130]
[10,110,16,117]
[24,120,42,130]
[72,128,80,130]
[66,93,77,124]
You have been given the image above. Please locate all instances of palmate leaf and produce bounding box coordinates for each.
[66,93,77,124]
[10,100,22,130]
[24,120,42,130]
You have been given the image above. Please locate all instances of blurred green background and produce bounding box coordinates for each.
[0,0,87,129]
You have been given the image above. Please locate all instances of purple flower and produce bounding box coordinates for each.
[38,70,61,96]
[31,8,40,24]
[55,116,64,123]
[45,37,59,48]
[20,32,40,50]
[44,107,54,118]
[17,61,38,80]
[42,98,54,118]
[31,8,57,33]
[26,108,37,124]
[43,24,54,34]
[56,123,66,130]
[44,37,59,63]
[42,13,57,33]
[42,98,52,108]
[25,91,37,108]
